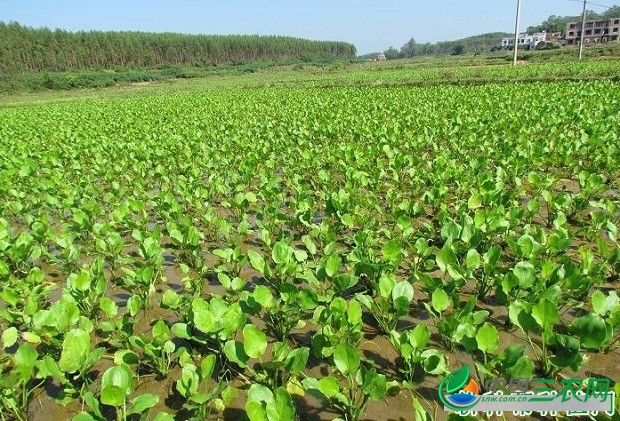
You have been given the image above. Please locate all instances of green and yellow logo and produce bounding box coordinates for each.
[438,366,481,411]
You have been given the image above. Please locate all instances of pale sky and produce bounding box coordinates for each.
[1,1,614,54]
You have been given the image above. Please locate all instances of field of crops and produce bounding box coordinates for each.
[0,79,619,420]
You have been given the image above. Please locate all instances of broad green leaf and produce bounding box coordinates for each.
[243,324,268,359]
[317,376,340,398]
[101,365,133,399]
[22,331,42,344]
[465,249,480,270]
[508,301,537,333]
[160,290,181,309]
[382,240,402,261]
[550,334,582,370]
[222,303,245,337]
[333,342,359,375]
[272,241,292,265]
[245,192,258,203]
[99,297,118,317]
[531,298,559,330]
[392,281,413,303]
[361,369,387,401]
[476,323,499,354]
[571,313,607,350]
[152,413,175,421]
[101,386,126,407]
[468,193,483,210]
[431,288,450,313]
[152,320,170,342]
[409,324,430,350]
[512,261,536,288]
[436,244,459,275]
[378,273,396,299]
[246,401,268,421]
[127,295,142,317]
[169,229,184,245]
[177,364,199,397]
[302,236,317,255]
[223,340,249,368]
[347,299,362,324]
[284,347,309,374]
[248,250,267,274]
[421,349,447,375]
[200,354,217,378]
[171,323,191,339]
[194,309,216,334]
[505,356,535,379]
[325,254,342,277]
[129,393,159,415]
[266,388,295,421]
[114,349,140,366]
[15,343,38,376]
[2,326,19,348]
[59,329,91,373]
[248,383,274,403]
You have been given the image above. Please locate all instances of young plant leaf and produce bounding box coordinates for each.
[333,342,359,375]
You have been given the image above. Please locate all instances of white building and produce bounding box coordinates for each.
[502,31,547,49]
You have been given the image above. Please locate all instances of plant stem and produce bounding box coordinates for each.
[541,331,548,376]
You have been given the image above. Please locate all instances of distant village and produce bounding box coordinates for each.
[501,16,620,50]
[375,15,620,61]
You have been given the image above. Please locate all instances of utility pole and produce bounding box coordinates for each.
[579,0,587,60]
[513,0,522,66]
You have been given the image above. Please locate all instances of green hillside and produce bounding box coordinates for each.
[384,32,511,58]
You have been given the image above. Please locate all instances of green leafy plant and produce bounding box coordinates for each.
[311,297,363,359]
[175,354,238,420]
[224,324,309,391]
[303,342,388,421]
[245,384,296,421]
[244,284,318,343]
[356,273,413,334]
[389,324,447,387]
[65,259,108,319]
[571,289,619,352]
[424,292,489,351]
[75,365,160,421]
[0,344,44,421]
[128,320,178,377]
[509,297,583,376]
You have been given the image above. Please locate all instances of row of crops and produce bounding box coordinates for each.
[0,80,619,420]
[280,60,620,89]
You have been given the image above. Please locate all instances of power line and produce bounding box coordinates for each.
[588,1,615,8]
[567,0,616,10]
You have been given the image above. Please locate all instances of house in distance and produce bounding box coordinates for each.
[502,17,620,49]
[501,31,548,50]
[564,17,620,45]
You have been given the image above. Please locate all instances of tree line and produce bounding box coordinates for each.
[383,32,511,59]
[0,22,357,73]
